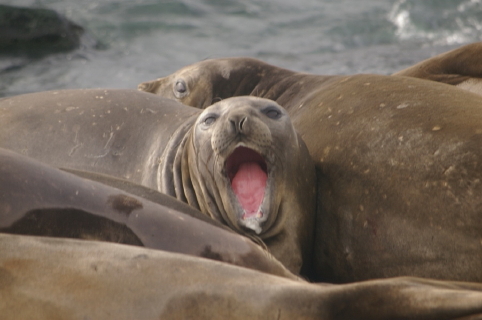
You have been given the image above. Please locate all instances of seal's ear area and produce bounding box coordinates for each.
[138,78,163,94]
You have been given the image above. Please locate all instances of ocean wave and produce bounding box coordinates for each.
[388,0,482,45]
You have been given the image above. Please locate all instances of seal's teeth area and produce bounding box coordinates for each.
[226,147,267,220]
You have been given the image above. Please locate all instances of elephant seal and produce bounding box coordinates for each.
[137,57,324,109]
[139,55,482,283]
[0,90,315,275]
[394,42,482,96]
[0,147,297,280]
[3,233,482,320]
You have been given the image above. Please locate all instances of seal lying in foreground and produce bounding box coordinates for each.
[3,233,482,320]
[138,51,482,283]
[0,91,315,274]
[0,147,296,279]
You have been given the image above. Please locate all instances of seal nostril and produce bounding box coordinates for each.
[239,117,247,131]
[229,116,247,133]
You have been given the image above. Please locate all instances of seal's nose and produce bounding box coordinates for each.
[229,114,248,133]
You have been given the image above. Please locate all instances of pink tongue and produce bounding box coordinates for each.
[231,162,267,219]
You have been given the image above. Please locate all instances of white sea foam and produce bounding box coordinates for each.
[388,0,482,46]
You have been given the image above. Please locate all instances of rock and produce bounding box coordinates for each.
[0,4,84,57]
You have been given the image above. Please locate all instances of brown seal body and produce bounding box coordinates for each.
[394,42,482,96]
[139,55,482,283]
[3,232,482,320]
[0,90,315,275]
[0,147,297,279]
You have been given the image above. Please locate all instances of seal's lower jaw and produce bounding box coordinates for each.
[226,146,268,234]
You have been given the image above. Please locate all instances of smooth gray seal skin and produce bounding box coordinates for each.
[394,42,482,96]
[4,233,482,320]
[0,147,297,280]
[0,89,198,189]
[139,57,482,283]
[0,90,315,275]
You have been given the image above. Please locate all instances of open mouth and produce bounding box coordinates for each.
[226,146,268,220]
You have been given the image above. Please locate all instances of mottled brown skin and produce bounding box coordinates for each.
[139,55,482,283]
[0,147,297,279]
[394,42,482,96]
[0,90,315,275]
[3,233,482,320]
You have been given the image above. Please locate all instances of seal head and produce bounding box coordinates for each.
[160,96,316,272]
[197,98,286,235]
[138,58,282,109]
[191,97,306,237]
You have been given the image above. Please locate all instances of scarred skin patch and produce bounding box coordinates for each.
[107,194,143,216]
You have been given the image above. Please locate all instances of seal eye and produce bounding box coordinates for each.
[262,106,282,120]
[202,114,218,126]
[173,79,188,98]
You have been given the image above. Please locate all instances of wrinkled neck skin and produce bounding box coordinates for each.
[158,115,198,202]
[182,133,228,224]
[159,120,243,232]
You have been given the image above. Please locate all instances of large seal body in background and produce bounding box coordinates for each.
[0,90,315,275]
[139,52,482,283]
[394,42,482,96]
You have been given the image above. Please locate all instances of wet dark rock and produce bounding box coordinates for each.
[0,4,84,57]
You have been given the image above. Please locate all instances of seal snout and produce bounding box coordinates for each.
[226,146,268,224]
[228,114,248,134]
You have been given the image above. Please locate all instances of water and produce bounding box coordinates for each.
[1,0,482,97]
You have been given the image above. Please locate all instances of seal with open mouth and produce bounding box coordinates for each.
[137,50,482,283]
[0,90,315,274]
[160,96,316,273]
